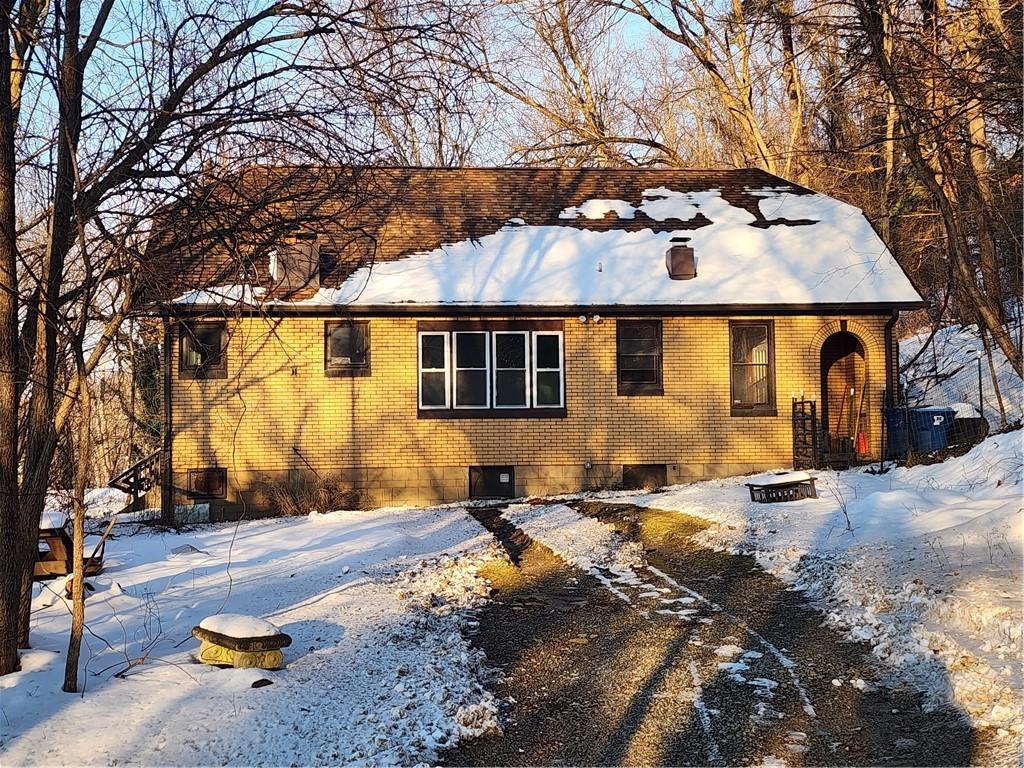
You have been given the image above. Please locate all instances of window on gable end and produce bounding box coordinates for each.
[179,322,227,380]
[325,321,370,376]
[617,320,663,395]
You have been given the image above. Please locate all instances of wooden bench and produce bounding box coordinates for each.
[745,471,817,503]
[35,524,105,580]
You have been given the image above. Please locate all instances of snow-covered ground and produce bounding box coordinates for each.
[2,506,504,766]
[9,432,1022,764]
[902,323,1023,424]
[42,487,128,527]
[622,434,1023,748]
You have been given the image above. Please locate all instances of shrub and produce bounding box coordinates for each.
[256,474,364,517]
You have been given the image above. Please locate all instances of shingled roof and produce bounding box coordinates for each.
[146,166,923,311]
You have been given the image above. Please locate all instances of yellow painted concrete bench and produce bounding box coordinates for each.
[192,614,291,670]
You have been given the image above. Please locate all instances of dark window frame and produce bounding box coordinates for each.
[492,330,530,409]
[729,320,777,417]
[453,330,491,409]
[178,321,227,380]
[324,320,371,377]
[616,319,664,396]
[416,320,566,419]
[187,467,227,499]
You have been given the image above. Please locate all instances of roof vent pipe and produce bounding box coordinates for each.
[271,231,320,296]
[666,239,696,280]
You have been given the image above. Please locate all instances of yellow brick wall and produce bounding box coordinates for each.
[170,314,890,507]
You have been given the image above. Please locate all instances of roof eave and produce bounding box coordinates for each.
[148,300,928,318]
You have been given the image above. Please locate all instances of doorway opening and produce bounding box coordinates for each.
[820,331,868,463]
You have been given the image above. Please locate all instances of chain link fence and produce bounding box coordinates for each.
[888,324,1023,460]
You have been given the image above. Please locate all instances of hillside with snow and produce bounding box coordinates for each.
[901,323,1023,425]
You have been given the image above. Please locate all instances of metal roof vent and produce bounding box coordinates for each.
[666,238,696,280]
[270,231,320,296]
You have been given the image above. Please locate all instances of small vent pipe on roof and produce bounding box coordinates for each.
[666,238,696,280]
[271,230,320,295]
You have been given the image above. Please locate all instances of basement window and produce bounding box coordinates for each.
[325,321,370,377]
[469,466,515,499]
[730,321,776,416]
[187,467,227,499]
[179,322,226,380]
[621,464,668,490]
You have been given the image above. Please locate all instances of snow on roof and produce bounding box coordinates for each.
[173,186,922,308]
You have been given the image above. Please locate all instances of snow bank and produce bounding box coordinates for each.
[629,434,1023,751]
[43,487,128,522]
[1,506,503,765]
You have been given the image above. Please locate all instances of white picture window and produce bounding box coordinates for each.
[453,331,490,408]
[417,327,564,412]
[493,332,529,408]
[418,332,450,409]
[532,331,564,408]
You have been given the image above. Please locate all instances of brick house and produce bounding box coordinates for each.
[137,167,923,518]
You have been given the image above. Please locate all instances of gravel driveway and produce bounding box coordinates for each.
[442,501,976,767]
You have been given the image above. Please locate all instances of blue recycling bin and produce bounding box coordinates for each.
[909,407,956,452]
[883,407,910,458]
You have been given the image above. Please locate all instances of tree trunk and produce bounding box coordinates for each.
[62,385,91,692]
[775,0,807,181]
[980,326,1008,429]
[962,14,1005,320]
[18,0,86,647]
[0,0,24,676]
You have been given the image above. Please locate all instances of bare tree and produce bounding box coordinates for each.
[0,0,468,678]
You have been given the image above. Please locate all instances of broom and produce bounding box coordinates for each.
[852,377,868,455]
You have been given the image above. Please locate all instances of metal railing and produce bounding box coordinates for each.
[109,449,161,500]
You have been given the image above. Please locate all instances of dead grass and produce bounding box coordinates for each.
[255,474,365,516]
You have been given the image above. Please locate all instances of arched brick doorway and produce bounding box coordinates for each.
[820,331,869,458]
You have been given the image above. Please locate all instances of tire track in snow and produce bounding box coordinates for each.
[507,500,819,723]
[688,659,723,765]
[646,564,818,719]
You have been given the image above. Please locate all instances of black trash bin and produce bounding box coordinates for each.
[884,407,910,458]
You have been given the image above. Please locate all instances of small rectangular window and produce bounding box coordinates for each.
[325,321,369,376]
[418,332,450,409]
[617,320,663,395]
[493,332,529,407]
[621,464,668,490]
[532,332,564,407]
[469,466,515,499]
[179,322,226,379]
[730,321,776,416]
[187,467,227,499]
